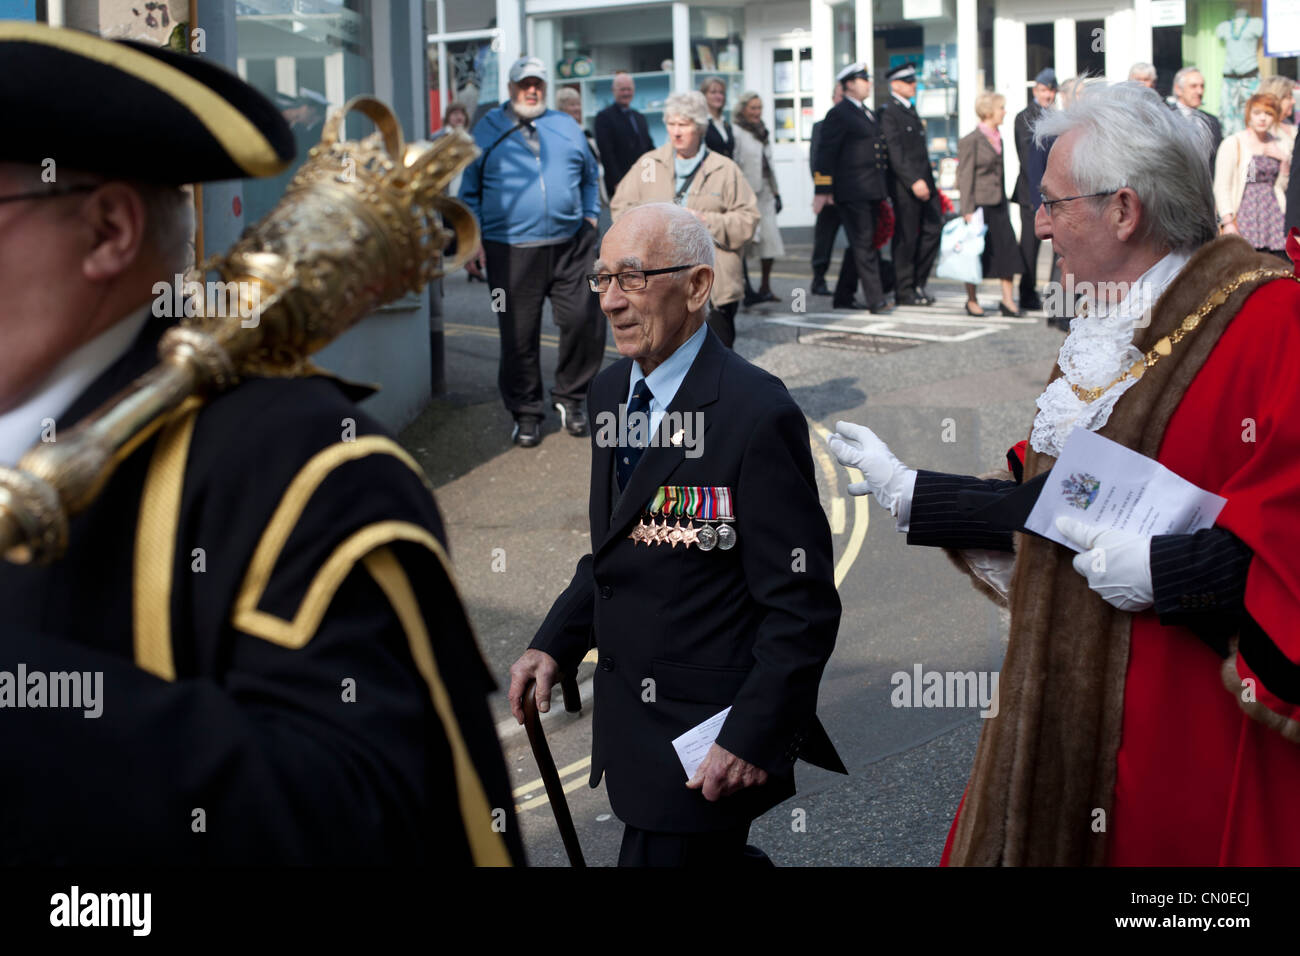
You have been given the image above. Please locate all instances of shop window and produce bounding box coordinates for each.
[772,46,815,143]
[1026,22,1053,83]
[690,6,743,109]
[236,0,373,225]
[534,7,674,144]
[426,0,500,131]
[1152,24,1181,97]
[1076,18,1105,77]
[832,0,855,80]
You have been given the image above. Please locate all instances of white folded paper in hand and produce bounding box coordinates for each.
[672,706,731,781]
[1026,428,1227,551]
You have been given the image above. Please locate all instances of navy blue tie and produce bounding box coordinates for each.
[617,381,654,491]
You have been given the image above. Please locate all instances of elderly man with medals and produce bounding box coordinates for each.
[509,202,845,867]
[0,23,520,866]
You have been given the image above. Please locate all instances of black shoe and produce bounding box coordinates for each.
[914,286,936,305]
[553,402,588,437]
[895,292,919,306]
[833,298,867,310]
[810,280,832,296]
[965,301,986,317]
[999,302,1024,318]
[1020,293,1044,311]
[742,290,765,307]
[511,417,542,447]
[868,300,893,314]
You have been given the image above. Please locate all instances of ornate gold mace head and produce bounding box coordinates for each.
[0,97,480,564]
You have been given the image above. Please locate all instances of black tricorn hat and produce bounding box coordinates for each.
[0,21,295,184]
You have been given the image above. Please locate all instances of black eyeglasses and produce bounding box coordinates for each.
[587,264,698,293]
[0,185,97,207]
[1038,190,1118,213]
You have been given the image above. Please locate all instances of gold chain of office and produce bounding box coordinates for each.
[1070,267,1298,404]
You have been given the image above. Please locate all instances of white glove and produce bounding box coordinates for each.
[1055,516,1154,612]
[827,421,917,517]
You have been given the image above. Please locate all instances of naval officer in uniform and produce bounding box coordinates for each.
[508,203,845,866]
[812,62,893,314]
[879,62,942,307]
[0,22,521,866]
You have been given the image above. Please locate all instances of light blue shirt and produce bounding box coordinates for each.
[673,146,708,202]
[626,322,708,436]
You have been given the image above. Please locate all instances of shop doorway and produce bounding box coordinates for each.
[761,36,817,228]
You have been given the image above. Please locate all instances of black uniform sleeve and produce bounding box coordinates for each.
[905,470,1019,552]
[594,110,621,198]
[0,554,520,866]
[1150,526,1254,655]
[812,107,844,196]
[530,553,597,677]
[714,401,841,775]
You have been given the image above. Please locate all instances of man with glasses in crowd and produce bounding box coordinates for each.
[508,202,845,866]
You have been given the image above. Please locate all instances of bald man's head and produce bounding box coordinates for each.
[595,203,715,373]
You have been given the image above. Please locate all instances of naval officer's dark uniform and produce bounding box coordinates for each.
[529,327,845,864]
[812,95,891,309]
[879,93,941,303]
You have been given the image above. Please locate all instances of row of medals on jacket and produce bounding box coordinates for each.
[628,487,737,551]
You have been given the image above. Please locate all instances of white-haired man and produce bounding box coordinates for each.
[1172,66,1222,170]
[830,82,1300,865]
[1127,62,1157,89]
[509,203,845,866]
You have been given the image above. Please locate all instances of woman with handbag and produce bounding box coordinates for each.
[956,90,1026,316]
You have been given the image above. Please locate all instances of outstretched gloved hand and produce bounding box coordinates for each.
[1055,516,1154,612]
[826,421,916,517]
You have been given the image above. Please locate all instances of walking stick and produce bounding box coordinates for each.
[522,676,586,867]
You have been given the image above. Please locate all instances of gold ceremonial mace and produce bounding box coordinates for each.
[0,97,480,565]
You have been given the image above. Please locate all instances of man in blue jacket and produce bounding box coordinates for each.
[460,57,606,447]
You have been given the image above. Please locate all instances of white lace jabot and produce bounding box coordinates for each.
[1030,250,1192,458]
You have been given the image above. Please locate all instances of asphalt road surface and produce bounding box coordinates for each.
[401,237,1063,866]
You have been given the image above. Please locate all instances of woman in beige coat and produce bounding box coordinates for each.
[611,90,759,347]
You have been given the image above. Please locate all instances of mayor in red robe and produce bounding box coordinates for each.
[829,80,1300,865]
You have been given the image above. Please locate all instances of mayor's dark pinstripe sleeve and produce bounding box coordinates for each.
[1151,526,1254,655]
[904,470,1018,552]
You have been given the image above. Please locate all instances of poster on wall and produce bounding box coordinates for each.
[1265,0,1300,57]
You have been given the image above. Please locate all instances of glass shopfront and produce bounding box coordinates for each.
[425,0,501,130]
[534,6,674,144]
[690,5,744,108]
[235,0,373,224]
[873,0,960,164]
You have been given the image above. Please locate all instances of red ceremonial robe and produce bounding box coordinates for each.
[940,277,1300,866]
[1110,277,1300,865]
